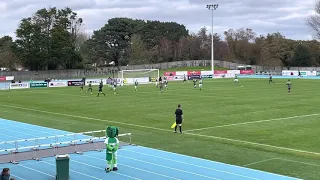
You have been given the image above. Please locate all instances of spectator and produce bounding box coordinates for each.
[1,168,10,180]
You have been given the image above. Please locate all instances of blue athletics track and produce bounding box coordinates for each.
[0,118,300,180]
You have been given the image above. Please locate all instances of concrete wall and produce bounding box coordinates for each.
[1,59,320,81]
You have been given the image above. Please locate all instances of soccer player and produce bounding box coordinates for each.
[134,80,138,92]
[97,81,106,97]
[286,79,292,94]
[174,104,183,134]
[80,81,84,94]
[269,74,275,84]
[113,80,117,94]
[199,78,203,90]
[86,81,93,94]
[157,76,162,88]
[159,81,164,92]
[193,79,197,88]
[164,77,168,90]
[234,75,239,84]
[183,75,187,83]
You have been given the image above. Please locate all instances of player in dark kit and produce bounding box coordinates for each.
[286,79,292,94]
[113,80,117,94]
[80,82,84,94]
[157,76,162,88]
[183,75,187,83]
[86,81,93,94]
[174,104,183,133]
[97,81,106,97]
[193,79,197,88]
[269,74,275,84]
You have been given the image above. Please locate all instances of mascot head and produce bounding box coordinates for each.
[106,126,119,138]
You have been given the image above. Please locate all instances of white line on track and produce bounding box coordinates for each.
[42,161,103,180]
[185,113,320,132]
[72,159,155,180]
[1,104,320,158]
[18,164,55,178]
[116,155,221,179]
[11,174,27,180]
[83,154,198,180]
[122,149,259,180]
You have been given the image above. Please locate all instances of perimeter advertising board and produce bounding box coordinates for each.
[10,83,29,89]
[201,71,213,78]
[67,80,83,86]
[187,71,201,80]
[0,83,10,90]
[30,82,48,88]
[86,79,104,86]
[282,70,317,76]
[48,81,68,87]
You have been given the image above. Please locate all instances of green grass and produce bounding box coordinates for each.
[1,78,320,179]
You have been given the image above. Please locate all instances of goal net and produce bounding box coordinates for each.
[119,69,159,85]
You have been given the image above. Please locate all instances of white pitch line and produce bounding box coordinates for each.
[42,161,103,180]
[122,149,259,180]
[275,158,320,167]
[243,158,278,167]
[185,132,320,156]
[1,104,320,158]
[185,113,320,132]
[0,104,172,133]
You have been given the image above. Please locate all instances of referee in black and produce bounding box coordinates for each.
[174,104,183,133]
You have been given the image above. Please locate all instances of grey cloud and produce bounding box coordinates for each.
[0,0,316,40]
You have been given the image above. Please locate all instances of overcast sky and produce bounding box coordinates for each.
[0,0,317,40]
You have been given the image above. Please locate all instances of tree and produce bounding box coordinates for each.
[224,28,258,64]
[307,0,320,39]
[14,7,84,70]
[292,44,312,66]
[0,36,18,70]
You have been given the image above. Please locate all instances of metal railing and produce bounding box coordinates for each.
[0,130,131,164]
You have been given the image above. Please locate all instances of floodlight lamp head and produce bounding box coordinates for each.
[206,4,219,10]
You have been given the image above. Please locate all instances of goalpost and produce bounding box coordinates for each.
[119,69,159,85]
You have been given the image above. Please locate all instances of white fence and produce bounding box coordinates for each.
[0,130,131,164]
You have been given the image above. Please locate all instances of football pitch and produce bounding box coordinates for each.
[0,78,319,179]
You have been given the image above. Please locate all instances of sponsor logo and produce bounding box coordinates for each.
[240,70,254,74]
[187,71,201,75]
[201,75,213,78]
[0,77,6,81]
[49,82,67,87]
[164,76,175,81]
[164,72,176,76]
[10,83,29,89]
[214,70,227,74]
[67,80,82,86]
[30,82,48,88]
[188,75,201,80]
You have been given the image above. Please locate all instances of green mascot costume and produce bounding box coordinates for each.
[104,126,119,172]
